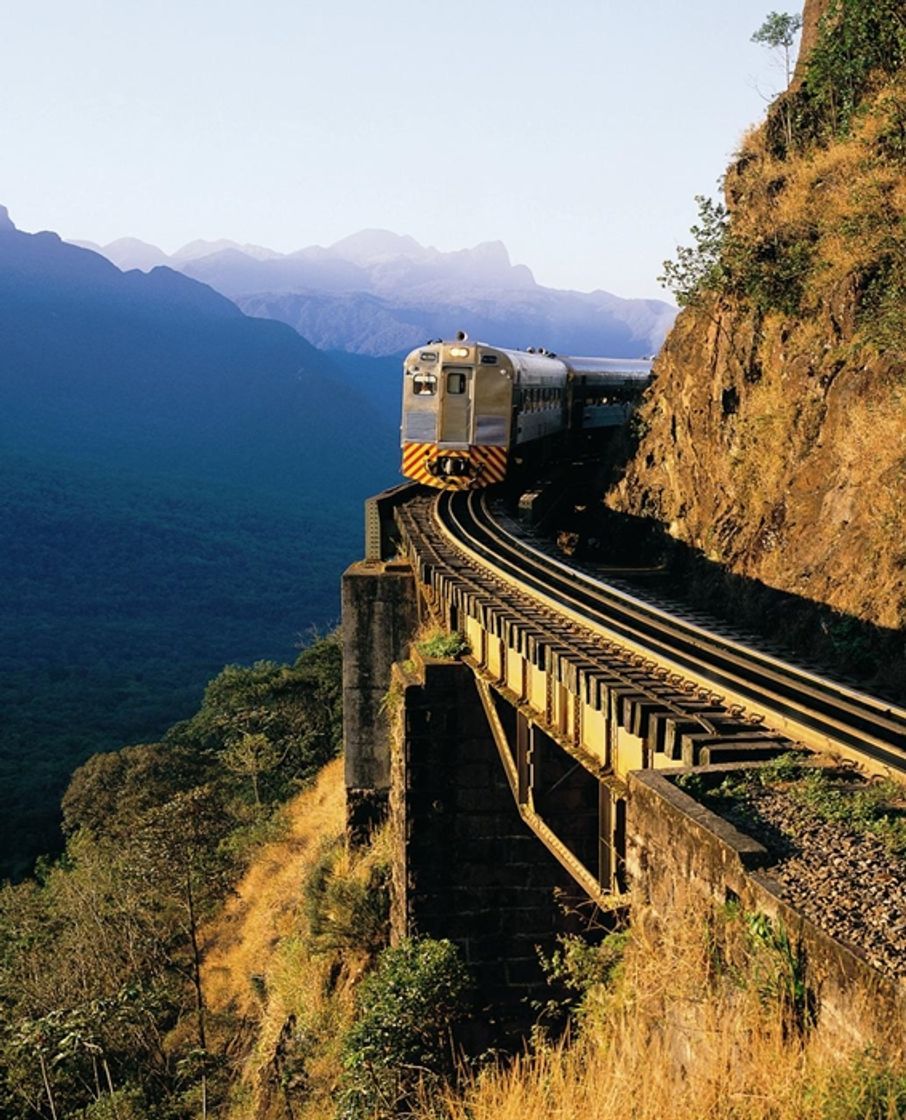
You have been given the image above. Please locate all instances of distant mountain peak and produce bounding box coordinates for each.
[327,229,426,263]
[106,236,163,253]
[469,240,510,264]
[101,237,170,272]
[0,205,16,233]
[172,238,280,263]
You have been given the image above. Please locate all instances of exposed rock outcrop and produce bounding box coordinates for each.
[610,0,905,633]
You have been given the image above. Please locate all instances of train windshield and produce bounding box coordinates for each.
[412,372,437,395]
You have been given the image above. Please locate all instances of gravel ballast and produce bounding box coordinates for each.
[699,777,906,980]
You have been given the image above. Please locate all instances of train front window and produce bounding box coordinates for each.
[413,373,437,396]
[447,371,467,394]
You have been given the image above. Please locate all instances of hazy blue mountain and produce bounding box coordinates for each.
[171,238,282,262]
[74,227,677,357]
[240,285,675,358]
[326,349,405,425]
[1,212,394,498]
[68,236,172,271]
[0,207,399,876]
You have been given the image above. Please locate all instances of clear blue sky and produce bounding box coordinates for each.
[1,0,799,300]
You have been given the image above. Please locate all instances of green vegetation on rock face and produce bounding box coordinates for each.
[662,0,906,330]
[777,0,906,148]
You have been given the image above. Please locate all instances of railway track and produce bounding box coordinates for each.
[416,487,906,779]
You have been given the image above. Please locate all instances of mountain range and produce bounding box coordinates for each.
[73,228,678,358]
[0,204,398,875]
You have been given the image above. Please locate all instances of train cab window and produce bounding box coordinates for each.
[412,373,438,396]
[480,354,498,365]
[446,371,467,394]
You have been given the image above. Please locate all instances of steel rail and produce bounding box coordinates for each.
[434,489,906,776]
[399,495,721,735]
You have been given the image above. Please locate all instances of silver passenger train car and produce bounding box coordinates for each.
[401,335,652,489]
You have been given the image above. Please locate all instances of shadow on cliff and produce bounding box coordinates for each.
[532,430,906,705]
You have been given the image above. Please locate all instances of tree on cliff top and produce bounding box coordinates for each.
[752,11,804,87]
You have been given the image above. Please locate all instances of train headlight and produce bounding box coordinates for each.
[450,346,469,358]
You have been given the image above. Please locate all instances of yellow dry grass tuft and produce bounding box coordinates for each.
[202,756,346,1023]
[434,892,905,1120]
[204,757,392,1119]
[728,74,906,320]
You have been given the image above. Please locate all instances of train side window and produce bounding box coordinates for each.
[413,373,438,396]
[447,371,467,394]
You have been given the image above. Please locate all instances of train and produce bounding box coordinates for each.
[400,334,652,489]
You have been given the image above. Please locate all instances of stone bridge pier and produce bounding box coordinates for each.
[342,555,590,1029]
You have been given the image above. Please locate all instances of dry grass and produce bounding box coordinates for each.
[202,757,346,1023]
[201,758,352,1118]
[433,894,905,1120]
[729,75,906,323]
[202,758,393,1120]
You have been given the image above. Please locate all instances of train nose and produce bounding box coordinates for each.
[427,454,473,479]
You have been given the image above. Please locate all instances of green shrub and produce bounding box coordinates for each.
[660,196,816,315]
[74,1089,152,1120]
[338,938,471,1119]
[744,911,813,1030]
[658,195,730,308]
[813,1053,906,1118]
[858,252,906,353]
[767,0,906,154]
[537,930,630,1028]
[416,631,470,660]
[303,837,390,957]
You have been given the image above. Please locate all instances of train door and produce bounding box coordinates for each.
[439,366,472,445]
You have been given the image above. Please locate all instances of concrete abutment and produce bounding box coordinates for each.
[342,560,418,842]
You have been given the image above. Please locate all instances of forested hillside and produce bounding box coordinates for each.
[0,212,398,876]
[0,635,346,1118]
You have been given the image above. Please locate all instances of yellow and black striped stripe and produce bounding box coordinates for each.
[402,442,509,489]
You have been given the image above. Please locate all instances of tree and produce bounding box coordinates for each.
[223,731,283,806]
[130,787,233,1119]
[753,11,804,149]
[170,632,343,805]
[659,195,729,308]
[752,11,804,87]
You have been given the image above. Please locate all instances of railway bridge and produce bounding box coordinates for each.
[342,483,906,1037]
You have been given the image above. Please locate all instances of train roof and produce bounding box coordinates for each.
[494,346,653,381]
[561,355,653,378]
[405,339,654,381]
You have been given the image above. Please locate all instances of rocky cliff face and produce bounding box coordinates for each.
[609,0,905,634]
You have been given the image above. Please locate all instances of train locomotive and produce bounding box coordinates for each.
[400,334,652,489]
